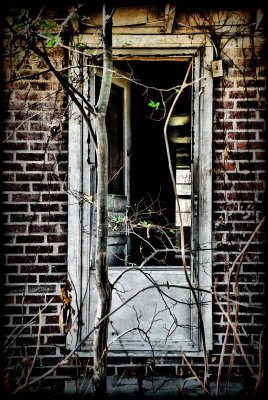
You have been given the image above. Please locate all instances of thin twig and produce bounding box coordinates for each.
[181,354,211,396]
[24,307,42,385]
[4,298,53,352]
[214,284,257,379]
[216,216,265,395]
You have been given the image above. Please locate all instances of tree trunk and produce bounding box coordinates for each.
[92,3,113,398]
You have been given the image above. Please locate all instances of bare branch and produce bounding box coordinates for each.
[3,298,53,353]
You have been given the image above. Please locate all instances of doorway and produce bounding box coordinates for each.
[112,60,192,267]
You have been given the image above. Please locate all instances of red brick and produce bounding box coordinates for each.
[2,162,24,171]
[8,275,37,283]
[228,111,256,119]
[255,151,266,160]
[16,132,45,140]
[3,183,30,191]
[239,162,266,171]
[2,204,28,212]
[229,90,257,99]
[16,173,44,181]
[20,265,49,273]
[2,142,28,150]
[12,193,40,202]
[25,245,54,253]
[214,100,234,109]
[26,163,54,171]
[32,183,62,191]
[16,235,45,243]
[3,245,24,254]
[236,121,265,130]
[16,153,45,161]
[30,204,60,213]
[237,100,265,109]
[42,193,67,202]
[29,224,57,233]
[7,255,37,264]
[4,225,27,233]
[41,214,67,222]
[16,295,45,304]
[237,141,265,150]
[38,255,66,263]
[236,79,266,88]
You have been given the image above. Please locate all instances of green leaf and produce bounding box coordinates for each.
[45,33,61,48]
[148,100,160,110]
[112,215,124,224]
[138,220,151,229]
[75,42,87,49]
[39,19,54,29]
[70,11,80,21]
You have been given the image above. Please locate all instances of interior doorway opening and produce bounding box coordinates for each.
[112,59,193,267]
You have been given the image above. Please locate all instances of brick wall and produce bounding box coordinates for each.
[211,38,266,373]
[2,52,69,383]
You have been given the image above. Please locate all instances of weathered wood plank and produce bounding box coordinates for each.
[76,33,210,49]
[81,6,164,29]
[164,2,177,33]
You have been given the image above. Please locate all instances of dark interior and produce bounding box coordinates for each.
[113,60,192,265]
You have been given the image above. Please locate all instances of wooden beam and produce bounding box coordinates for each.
[75,33,208,49]
[255,7,264,31]
[164,2,177,34]
[67,4,80,34]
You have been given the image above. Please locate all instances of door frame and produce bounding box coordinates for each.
[67,36,213,355]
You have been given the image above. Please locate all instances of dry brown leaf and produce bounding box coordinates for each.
[256,91,261,107]
[16,368,29,387]
[59,287,66,302]
[66,279,72,292]
[66,311,72,333]
[59,283,75,333]
[18,357,32,367]
[3,369,13,394]
[16,358,32,387]
[223,144,229,161]
[59,309,64,332]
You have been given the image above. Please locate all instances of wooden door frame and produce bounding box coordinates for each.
[67,35,213,355]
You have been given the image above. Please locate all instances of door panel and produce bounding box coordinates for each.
[84,268,198,353]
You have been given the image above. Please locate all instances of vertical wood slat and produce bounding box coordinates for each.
[164,3,177,34]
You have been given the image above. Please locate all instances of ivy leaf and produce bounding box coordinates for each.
[39,19,54,29]
[148,100,160,110]
[75,42,87,49]
[45,33,61,48]
[138,220,150,228]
